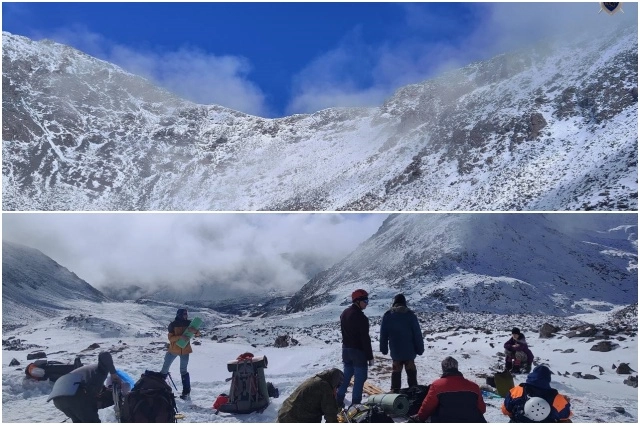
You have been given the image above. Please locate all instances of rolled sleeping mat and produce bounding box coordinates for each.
[365,393,410,416]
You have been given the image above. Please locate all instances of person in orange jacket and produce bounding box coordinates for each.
[159,308,200,399]
[411,356,486,422]
[502,365,572,422]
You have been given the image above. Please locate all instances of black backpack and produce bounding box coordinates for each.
[121,370,178,423]
[399,385,430,416]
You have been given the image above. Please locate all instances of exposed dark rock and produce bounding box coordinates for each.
[82,343,100,352]
[9,358,20,366]
[613,407,626,414]
[616,363,633,375]
[539,323,560,338]
[582,374,598,380]
[623,375,638,388]
[26,351,47,360]
[590,341,615,352]
[566,324,598,338]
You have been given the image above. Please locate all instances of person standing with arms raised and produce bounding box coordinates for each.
[336,289,374,407]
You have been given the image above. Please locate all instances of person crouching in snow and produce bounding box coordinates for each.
[504,327,534,373]
[159,308,200,400]
[276,368,344,423]
[47,351,121,423]
[502,365,572,422]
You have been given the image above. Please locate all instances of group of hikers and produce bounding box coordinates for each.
[45,291,572,423]
[277,289,572,423]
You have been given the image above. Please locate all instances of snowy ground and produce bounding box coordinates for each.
[2,300,637,423]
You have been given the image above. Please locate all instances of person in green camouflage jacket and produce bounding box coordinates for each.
[276,368,344,423]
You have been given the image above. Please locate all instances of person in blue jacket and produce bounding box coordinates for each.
[379,293,424,392]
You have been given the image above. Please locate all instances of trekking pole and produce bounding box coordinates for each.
[167,372,179,391]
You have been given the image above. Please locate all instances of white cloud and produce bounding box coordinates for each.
[2,213,387,294]
[33,26,271,117]
[286,2,638,114]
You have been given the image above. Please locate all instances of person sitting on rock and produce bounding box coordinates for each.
[276,368,344,423]
[502,365,572,422]
[504,327,534,373]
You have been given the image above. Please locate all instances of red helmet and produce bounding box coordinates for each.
[351,289,369,302]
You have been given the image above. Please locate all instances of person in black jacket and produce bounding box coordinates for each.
[380,293,424,392]
[336,289,373,406]
[47,351,121,423]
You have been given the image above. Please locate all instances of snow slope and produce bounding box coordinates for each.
[288,214,638,316]
[3,23,637,211]
[1,300,637,423]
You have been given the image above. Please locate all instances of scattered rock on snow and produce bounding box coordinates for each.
[539,323,560,338]
[9,358,20,366]
[616,363,633,374]
[590,341,615,352]
[613,407,626,414]
[566,324,598,338]
[623,375,638,388]
[26,351,47,360]
[82,343,100,352]
[583,374,598,380]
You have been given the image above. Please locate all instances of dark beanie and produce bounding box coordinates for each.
[511,327,521,335]
[393,294,407,306]
[526,365,552,389]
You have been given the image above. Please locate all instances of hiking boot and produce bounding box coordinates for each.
[179,393,191,400]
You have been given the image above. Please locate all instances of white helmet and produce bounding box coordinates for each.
[524,397,551,421]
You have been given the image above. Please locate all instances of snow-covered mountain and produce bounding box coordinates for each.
[3,23,637,211]
[2,241,108,329]
[287,214,638,316]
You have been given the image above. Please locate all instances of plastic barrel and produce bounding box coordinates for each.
[365,393,410,416]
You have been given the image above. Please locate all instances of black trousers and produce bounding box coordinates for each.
[53,394,100,423]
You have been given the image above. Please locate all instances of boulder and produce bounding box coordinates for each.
[26,351,47,360]
[623,375,638,388]
[590,341,615,352]
[583,374,598,380]
[613,407,626,414]
[616,363,633,375]
[566,324,598,338]
[9,358,20,366]
[539,323,560,338]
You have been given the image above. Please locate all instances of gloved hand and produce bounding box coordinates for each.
[110,373,122,385]
[368,359,374,366]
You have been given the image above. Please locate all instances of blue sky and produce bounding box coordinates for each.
[3,2,637,117]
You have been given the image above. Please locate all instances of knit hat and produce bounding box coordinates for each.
[526,365,552,389]
[511,327,521,335]
[441,356,459,372]
[393,293,407,306]
[176,308,188,320]
[351,289,369,302]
